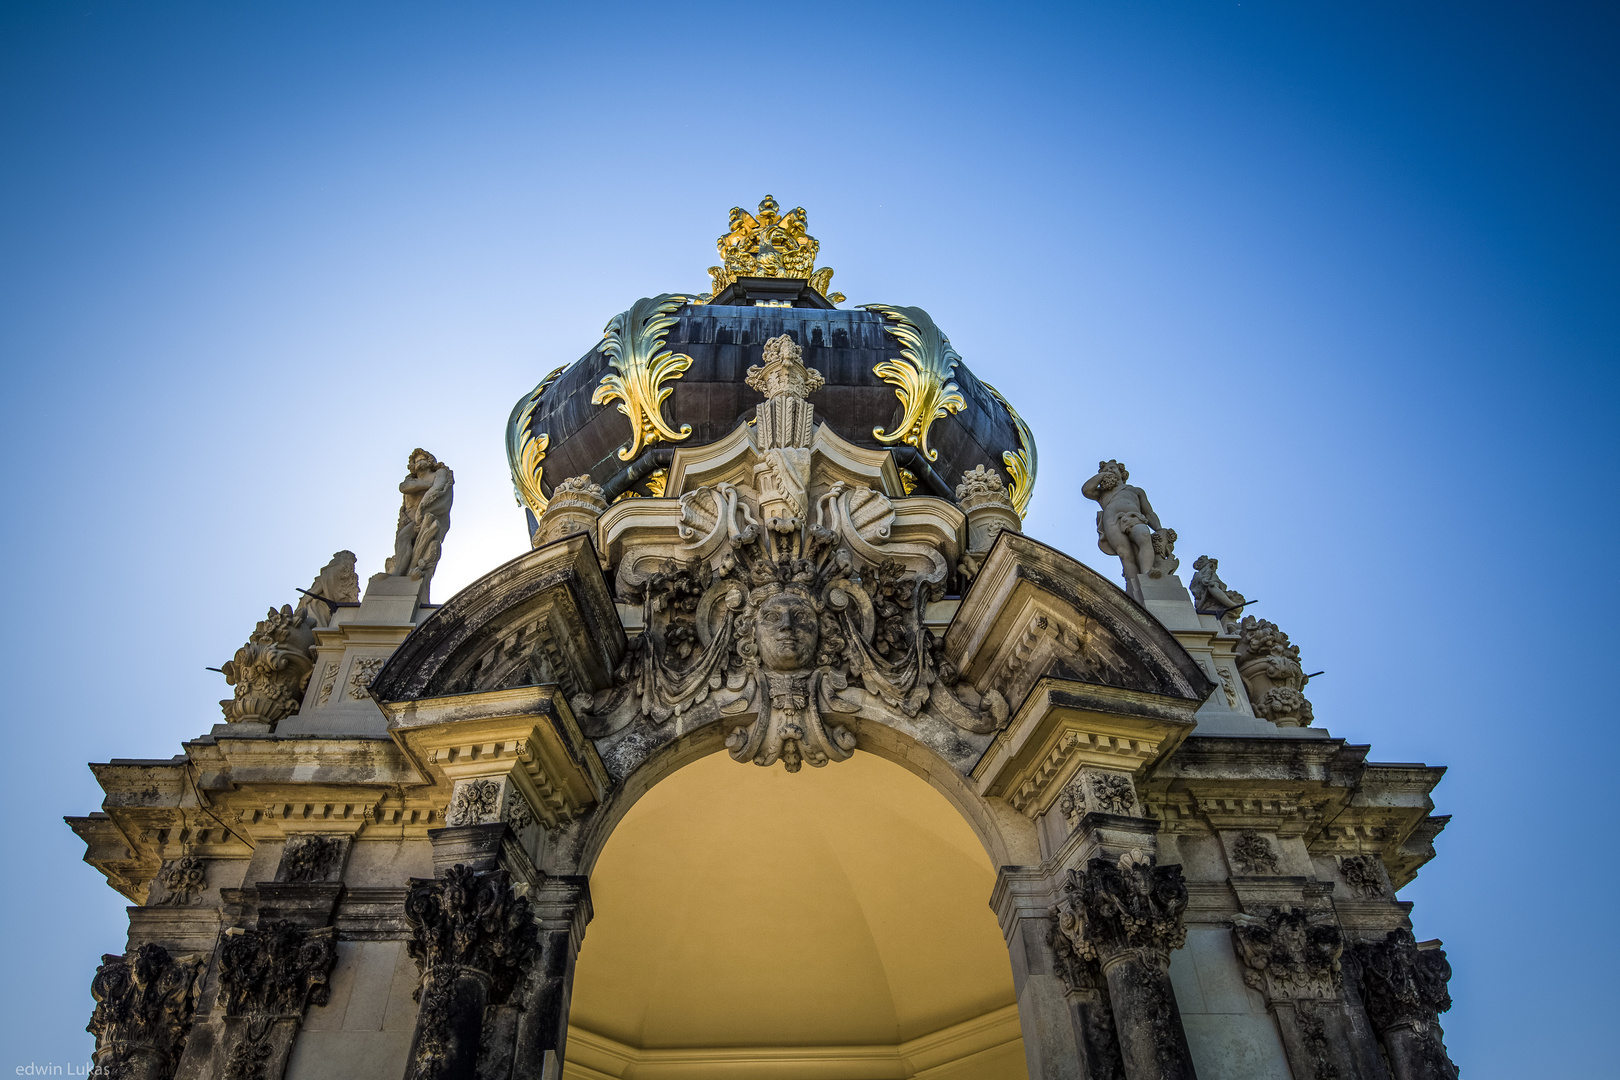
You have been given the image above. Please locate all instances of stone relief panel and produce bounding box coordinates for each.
[1057,768,1139,829]
[151,854,207,906]
[275,835,345,884]
[346,656,386,701]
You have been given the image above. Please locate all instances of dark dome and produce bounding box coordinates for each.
[506,295,1036,531]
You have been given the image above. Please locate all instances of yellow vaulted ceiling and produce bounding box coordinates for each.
[566,751,1027,1080]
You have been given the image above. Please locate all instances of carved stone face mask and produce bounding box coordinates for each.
[754,593,819,672]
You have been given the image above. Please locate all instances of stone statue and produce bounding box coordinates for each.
[1189,555,1246,632]
[1082,460,1177,581]
[387,449,453,597]
[295,550,359,628]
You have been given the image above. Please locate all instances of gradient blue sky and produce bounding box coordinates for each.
[2,1,1616,1074]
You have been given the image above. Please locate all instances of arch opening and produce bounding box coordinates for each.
[563,750,1032,1080]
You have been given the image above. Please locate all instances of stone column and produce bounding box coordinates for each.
[1230,906,1391,1080]
[1057,851,1197,1080]
[402,859,537,1080]
[215,920,339,1080]
[87,944,203,1080]
[511,875,592,1080]
[1352,930,1459,1080]
[993,869,1092,1080]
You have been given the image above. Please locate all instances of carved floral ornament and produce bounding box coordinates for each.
[572,336,1007,772]
[1055,849,1189,964]
[1230,906,1344,1001]
[87,944,203,1078]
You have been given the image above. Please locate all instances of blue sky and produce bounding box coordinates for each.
[2,1,1615,1074]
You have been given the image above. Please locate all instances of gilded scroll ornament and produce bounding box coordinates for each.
[863,304,967,462]
[506,364,566,516]
[982,380,1038,517]
[699,195,845,304]
[592,295,697,461]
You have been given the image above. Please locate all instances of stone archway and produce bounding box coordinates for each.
[564,749,1030,1080]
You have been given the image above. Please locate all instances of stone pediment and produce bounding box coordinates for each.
[369,534,625,703]
[945,531,1215,708]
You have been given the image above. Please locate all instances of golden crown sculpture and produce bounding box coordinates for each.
[699,195,845,304]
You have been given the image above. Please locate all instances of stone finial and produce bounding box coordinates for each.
[746,334,826,401]
[1081,460,1178,582]
[386,448,454,602]
[955,465,1020,583]
[1235,616,1314,727]
[532,474,609,548]
[1189,555,1246,632]
[219,605,317,727]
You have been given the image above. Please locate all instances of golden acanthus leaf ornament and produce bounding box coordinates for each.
[506,364,567,517]
[863,304,967,462]
[592,295,697,461]
[699,195,845,304]
[982,380,1038,518]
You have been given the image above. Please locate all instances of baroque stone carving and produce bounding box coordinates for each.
[218,921,338,1020]
[87,943,202,1080]
[1231,907,1343,999]
[863,304,967,462]
[576,343,1005,770]
[346,656,385,701]
[699,195,845,304]
[278,835,343,883]
[981,380,1037,518]
[404,865,537,1080]
[387,449,454,595]
[1082,460,1178,581]
[534,474,609,548]
[314,661,338,706]
[1338,854,1387,897]
[1057,770,1138,828]
[1353,929,1458,1078]
[154,854,207,905]
[1047,918,1126,1080]
[294,550,359,628]
[1235,615,1314,727]
[955,465,1019,582]
[591,295,697,460]
[1056,849,1189,963]
[444,778,503,827]
[1189,555,1247,632]
[1230,830,1281,875]
[219,605,316,726]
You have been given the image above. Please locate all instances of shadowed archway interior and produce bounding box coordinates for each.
[564,751,1031,1080]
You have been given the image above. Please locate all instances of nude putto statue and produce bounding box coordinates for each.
[1082,460,1176,582]
[387,449,454,598]
[1189,555,1247,632]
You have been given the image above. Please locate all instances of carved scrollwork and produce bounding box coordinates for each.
[506,363,567,517]
[87,944,202,1080]
[591,295,697,461]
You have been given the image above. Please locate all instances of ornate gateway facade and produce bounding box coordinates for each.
[70,198,1456,1080]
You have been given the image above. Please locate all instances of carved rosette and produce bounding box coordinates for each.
[87,944,202,1080]
[218,606,317,726]
[1353,929,1458,1079]
[1057,850,1189,966]
[1231,907,1344,1001]
[403,865,537,1080]
[1235,616,1314,727]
